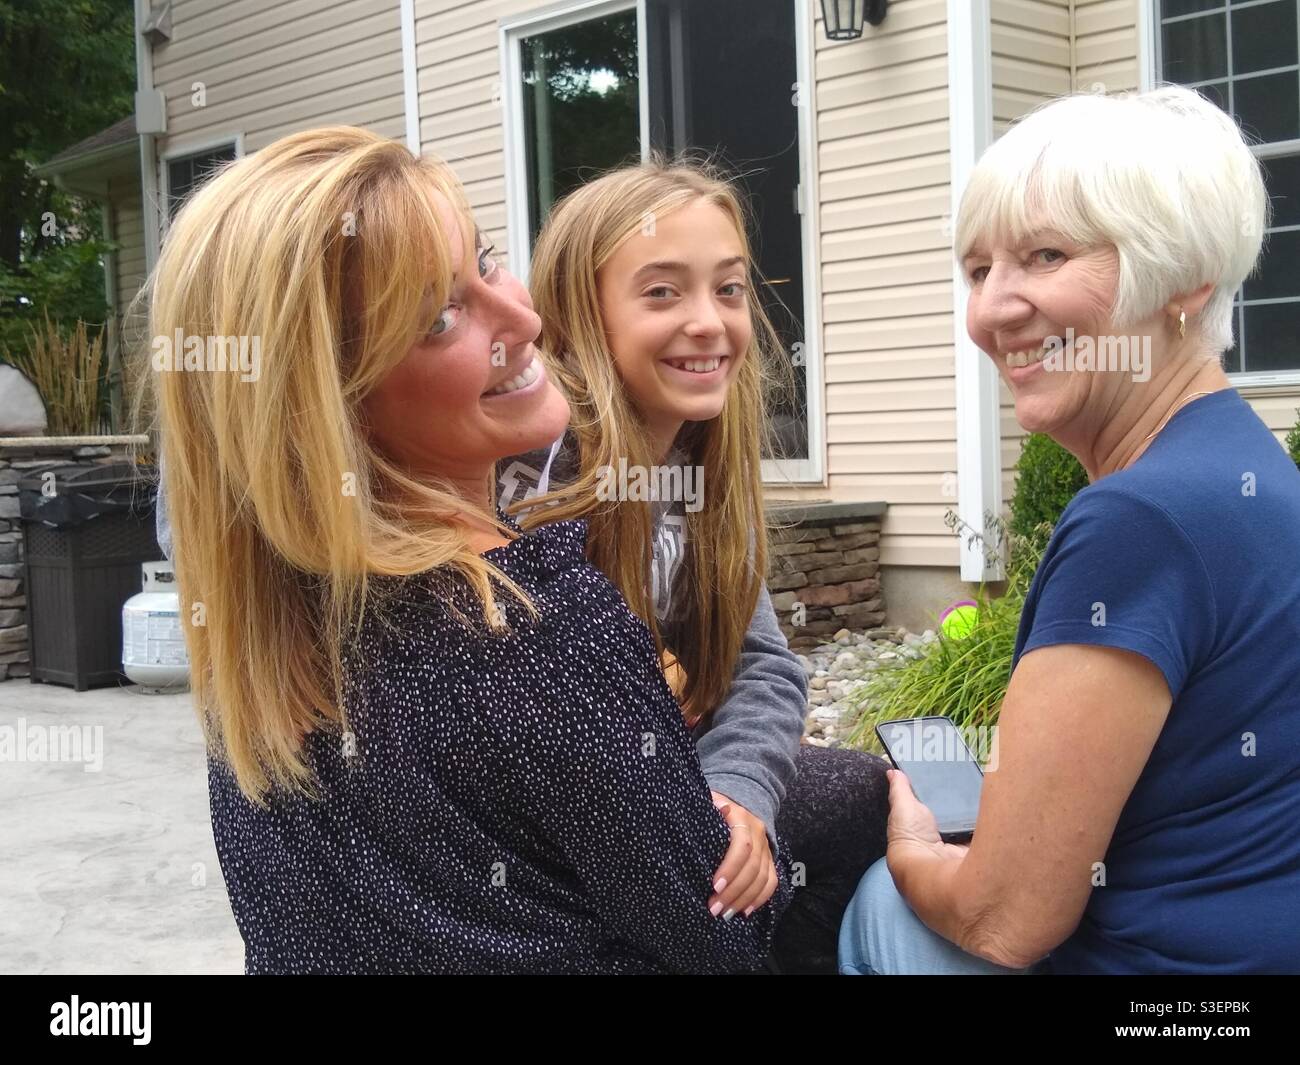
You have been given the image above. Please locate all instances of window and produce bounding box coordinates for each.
[520,8,640,251]
[503,0,822,478]
[165,143,238,222]
[1158,0,1300,376]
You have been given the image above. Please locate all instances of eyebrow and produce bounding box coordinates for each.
[631,256,745,282]
[449,226,486,286]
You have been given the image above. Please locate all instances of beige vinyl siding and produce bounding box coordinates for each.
[765,0,960,569]
[107,172,148,360]
[413,0,552,266]
[151,0,407,155]
[108,174,147,326]
[988,0,1073,515]
[1074,0,1141,93]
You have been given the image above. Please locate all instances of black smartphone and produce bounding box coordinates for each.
[875,716,984,844]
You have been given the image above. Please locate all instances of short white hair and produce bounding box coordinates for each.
[955,84,1270,354]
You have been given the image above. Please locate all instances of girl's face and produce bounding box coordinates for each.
[597,199,752,452]
[362,192,570,496]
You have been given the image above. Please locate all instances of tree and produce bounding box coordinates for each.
[0,0,135,357]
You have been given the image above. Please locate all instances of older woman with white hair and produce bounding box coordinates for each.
[838,85,1300,975]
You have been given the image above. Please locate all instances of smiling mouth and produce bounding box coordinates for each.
[483,356,541,396]
[663,356,727,374]
[1000,339,1069,369]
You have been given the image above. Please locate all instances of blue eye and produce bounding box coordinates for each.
[719,282,746,297]
[427,306,459,337]
[478,244,498,279]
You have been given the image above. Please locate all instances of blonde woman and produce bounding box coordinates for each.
[146,127,794,974]
[498,160,891,974]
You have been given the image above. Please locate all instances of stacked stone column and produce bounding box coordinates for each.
[765,505,885,652]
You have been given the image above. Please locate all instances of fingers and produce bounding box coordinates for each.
[733,853,778,917]
[708,825,761,917]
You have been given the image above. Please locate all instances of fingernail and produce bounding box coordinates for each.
[710,901,723,917]
[743,906,754,917]
[713,877,727,893]
[723,907,735,921]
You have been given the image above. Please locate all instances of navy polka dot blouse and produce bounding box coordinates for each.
[207,513,794,973]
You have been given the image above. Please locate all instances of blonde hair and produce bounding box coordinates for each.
[517,157,789,726]
[955,84,1269,353]
[133,127,533,806]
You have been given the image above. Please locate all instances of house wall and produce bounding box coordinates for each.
[150,0,407,156]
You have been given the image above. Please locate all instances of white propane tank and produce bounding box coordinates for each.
[122,561,190,689]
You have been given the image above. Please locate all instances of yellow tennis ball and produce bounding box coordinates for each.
[939,601,979,640]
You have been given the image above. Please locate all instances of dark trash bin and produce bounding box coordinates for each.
[18,463,162,690]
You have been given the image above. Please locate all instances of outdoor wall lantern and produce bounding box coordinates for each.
[819,0,888,41]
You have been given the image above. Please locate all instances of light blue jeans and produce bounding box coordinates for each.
[838,857,1047,975]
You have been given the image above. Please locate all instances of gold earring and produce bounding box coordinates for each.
[1179,309,1186,340]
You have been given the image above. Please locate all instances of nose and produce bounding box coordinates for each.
[971,260,1034,345]
[484,269,542,348]
[683,291,726,340]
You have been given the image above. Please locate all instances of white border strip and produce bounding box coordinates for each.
[947,0,1002,581]
[400,0,421,153]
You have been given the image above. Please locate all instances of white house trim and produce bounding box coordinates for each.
[400,0,421,154]
[948,0,1002,581]
[762,0,825,486]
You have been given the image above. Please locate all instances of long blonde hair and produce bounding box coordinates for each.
[135,127,532,806]
[518,159,789,725]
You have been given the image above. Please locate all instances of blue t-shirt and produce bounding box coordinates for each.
[1012,389,1300,974]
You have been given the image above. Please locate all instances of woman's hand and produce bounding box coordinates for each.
[885,769,970,873]
[707,791,778,919]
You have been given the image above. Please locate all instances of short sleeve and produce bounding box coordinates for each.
[1017,487,1217,698]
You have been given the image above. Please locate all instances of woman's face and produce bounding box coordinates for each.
[596,199,752,451]
[963,226,1128,436]
[362,193,570,493]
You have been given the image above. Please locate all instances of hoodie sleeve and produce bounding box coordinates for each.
[693,583,808,850]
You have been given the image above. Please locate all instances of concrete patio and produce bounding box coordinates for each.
[0,678,243,974]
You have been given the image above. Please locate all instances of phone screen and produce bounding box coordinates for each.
[876,717,984,840]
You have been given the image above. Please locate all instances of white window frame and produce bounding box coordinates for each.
[158,133,244,236]
[1142,0,1300,388]
[499,0,825,483]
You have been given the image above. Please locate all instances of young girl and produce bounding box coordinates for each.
[497,159,890,973]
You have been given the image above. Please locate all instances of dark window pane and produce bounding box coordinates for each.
[1234,71,1300,142]
[167,146,237,220]
[1262,153,1300,227]
[646,0,808,464]
[1231,1,1298,74]
[1164,0,1220,16]
[1223,304,1243,373]
[521,11,639,250]
[1242,301,1300,371]
[1194,80,1229,112]
[1162,13,1228,82]
[1245,230,1300,300]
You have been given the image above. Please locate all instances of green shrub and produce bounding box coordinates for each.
[1008,433,1089,540]
[844,521,1050,756]
[1286,408,1300,472]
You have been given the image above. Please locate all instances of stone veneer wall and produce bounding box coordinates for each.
[765,502,887,652]
[0,436,150,681]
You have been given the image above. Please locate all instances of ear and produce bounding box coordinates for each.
[1164,281,1216,319]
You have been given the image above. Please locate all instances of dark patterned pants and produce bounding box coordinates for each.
[763,745,892,974]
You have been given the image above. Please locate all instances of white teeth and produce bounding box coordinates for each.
[485,358,540,396]
[1004,347,1049,368]
[669,357,721,373]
